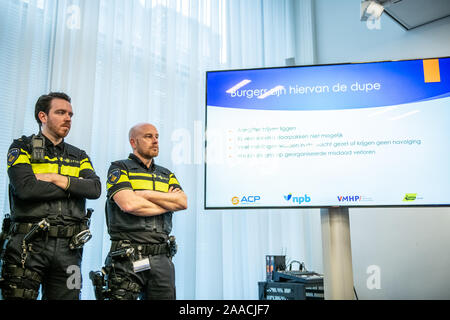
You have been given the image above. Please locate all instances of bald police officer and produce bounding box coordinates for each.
[103,123,187,300]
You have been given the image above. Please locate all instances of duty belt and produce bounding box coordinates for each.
[3,264,42,282]
[12,222,86,238]
[111,240,169,256]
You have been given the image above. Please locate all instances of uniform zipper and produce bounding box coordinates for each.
[57,148,62,216]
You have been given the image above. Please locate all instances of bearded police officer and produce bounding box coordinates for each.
[0,92,101,300]
[101,123,187,300]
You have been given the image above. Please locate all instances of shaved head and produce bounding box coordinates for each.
[129,123,157,141]
[129,123,159,162]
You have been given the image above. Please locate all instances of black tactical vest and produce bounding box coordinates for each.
[105,159,174,241]
[8,135,95,224]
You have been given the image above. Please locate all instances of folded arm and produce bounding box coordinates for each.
[8,144,101,200]
[9,165,69,201]
[65,154,102,199]
[112,189,167,216]
[34,172,69,189]
[35,172,101,200]
[33,153,101,200]
[135,186,188,211]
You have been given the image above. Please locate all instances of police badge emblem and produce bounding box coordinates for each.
[107,168,121,185]
[7,148,20,166]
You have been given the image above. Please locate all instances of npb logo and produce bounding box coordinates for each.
[283,194,311,205]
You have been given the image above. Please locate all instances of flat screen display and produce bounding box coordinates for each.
[205,57,450,209]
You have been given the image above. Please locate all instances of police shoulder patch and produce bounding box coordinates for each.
[107,168,121,185]
[7,148,20,166]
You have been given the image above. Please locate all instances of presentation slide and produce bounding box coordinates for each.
[205,57,450,208]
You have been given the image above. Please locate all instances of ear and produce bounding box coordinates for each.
[129,138,137,150]
[38,111,48,125]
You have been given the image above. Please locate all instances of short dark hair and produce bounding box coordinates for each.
[34,92,71,125]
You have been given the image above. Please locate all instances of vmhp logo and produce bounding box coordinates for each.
[283,194,311,205]
[337,195,361,202]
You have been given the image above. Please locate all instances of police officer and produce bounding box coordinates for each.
[1,92,101,300]
[103,123,187,300]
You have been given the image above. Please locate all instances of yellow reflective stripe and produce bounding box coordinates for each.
[60,165,80,177]
[128,180,169,192]
[10,154,30,167]
[130,179,154,190]
[31,163,59,174]
[45,156,59,162]
[155,181,169,192]
[21,149,31,158]
[169,174,180,185]
[31,163,81,177]
[8,148,31,169]
[8,148,92,179]
[128,172,153,178]
[128,172,169,181]
[80,161,94,171]
[116,171,130,184]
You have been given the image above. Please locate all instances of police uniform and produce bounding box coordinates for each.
[1,134,101,300]
[104,153,181,300]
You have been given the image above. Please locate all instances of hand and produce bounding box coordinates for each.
[35,173,69,190]
[169,186,182,193]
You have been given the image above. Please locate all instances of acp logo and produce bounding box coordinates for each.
[283,194,311,205]
[231,197,240,205]
[231,195,261,205]
[337,195,361,202]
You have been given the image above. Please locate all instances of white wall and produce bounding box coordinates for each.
[314,0,450,63]
[312,0,450,299]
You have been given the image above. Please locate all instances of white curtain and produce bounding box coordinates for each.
[0,0,320,300]
[0,0,56,212]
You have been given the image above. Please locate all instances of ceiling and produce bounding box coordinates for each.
[379,0,450,30]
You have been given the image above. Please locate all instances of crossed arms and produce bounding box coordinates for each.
[113,186,188,217]
[13,167,186,216]
[9,165,101,201]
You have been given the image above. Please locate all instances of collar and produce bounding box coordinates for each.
[41,133,65,152]
[128,153,155,171]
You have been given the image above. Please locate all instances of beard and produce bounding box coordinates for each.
[136,141,159,159]
[46,118,71,138]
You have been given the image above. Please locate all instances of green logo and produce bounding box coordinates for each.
[403,193,417,201]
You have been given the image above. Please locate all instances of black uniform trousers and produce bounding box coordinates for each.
[1,233,82,300]
[105,250,175,300]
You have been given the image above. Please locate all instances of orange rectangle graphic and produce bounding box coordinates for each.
[423,59,441,83]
